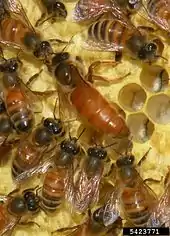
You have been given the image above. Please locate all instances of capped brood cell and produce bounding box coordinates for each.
[140,65,169,93]
[118,83,147,112]
[127,113,155,143]
[146,94,170,124]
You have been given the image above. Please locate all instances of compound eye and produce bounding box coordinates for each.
[41,41,51,48]
[128,0,140,9]
[147,43,157,52]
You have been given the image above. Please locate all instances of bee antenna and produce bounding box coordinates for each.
[156,55,168,62]
[77,128,86,141]
[103,142,117,149]
[53,98,58,120]
[61,35,74,53]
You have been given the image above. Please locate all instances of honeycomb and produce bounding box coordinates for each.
[1,0,170,235]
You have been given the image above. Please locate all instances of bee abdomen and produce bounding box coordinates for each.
[41,170,65,212]
[88,19,126,46]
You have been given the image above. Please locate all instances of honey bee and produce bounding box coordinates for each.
[0,56,42,134]
[67,145,110,213]
[98,153,158,227]
[48,52,129,137]
[147,167,170,228]
[0,98,18,165]
[52,209,122,236]
[143,0,170,34]
[0,0,66,61]
[73,0,142,23]
[39,135,81,213]
[14,130,84,213]
[11,116,65,181]
[35,0,67,27]
[0,186,40,235]
[84,18,164,62]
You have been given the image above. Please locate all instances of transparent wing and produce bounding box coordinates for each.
[70,158,103,212]
[64,163,75,207]
[102,186,120,226]
[20,80,43,113]
[14,148,57,183]
[57,85,78,123]
[5,0,35,32]
[147,185,170,227]
[73,0,129,23]
[143,0,170,33]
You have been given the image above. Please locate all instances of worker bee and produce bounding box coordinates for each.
[14,129,84,213]
[73,0,142,23]
[35,0,67,27]
[11,114,65,181]
[0,186,40,235]
[52,209,122,236]
[48,51,129,137]
[0,98,19,165]
[147,167,170,228]
[97,152,158,227]
[143,0,170,34]
[66,145,111,213]
[0,55,42,134]
[0,0,66,61]
[84,18,164,62]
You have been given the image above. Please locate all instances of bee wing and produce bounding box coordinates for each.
[64,163,75,206]
[73,0,128,23]
[57,85,78,123]
[14,151,57,183]
[102,186,120,226]
[70,159,103,212]
[143,0,170,33]
[20,80,43,113]
[147,185,170,227]
[5,0,36,32]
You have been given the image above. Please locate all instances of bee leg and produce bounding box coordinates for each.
[7,187,21,197]
[18,221,40,228]
[26,70,43,87]
[35,13,46,27]
[144,177,162,184]
[115,51,122,62]
[137,26,155,33]
[26,70,57,97]
[87,60,130,84]
[137,147,152,167]
[48,38,68,44]
[52,225,80,235]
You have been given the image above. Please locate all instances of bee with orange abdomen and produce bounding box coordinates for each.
[147,167,170,227]
[52,209,122,236]
[40,136,81,212]
[84,18,164,62]
[98,153,158,227]
[11,116,65,181]
[0,0,66,61]
[0,186,40,235]
[35,0,67,27]
[73,0,142,23]
[67,145,109,213]
[14,131,83,213]
[48,52,129,137]
[0,56,42,134]
[143,0,170,34]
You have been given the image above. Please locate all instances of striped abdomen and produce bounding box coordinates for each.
[12,141,41,178]
[0,18,39,50]
[87,19,132,49]
[41,168,66,212]
[70,83,129,136]
[5,88,34,133]
[147,0,170,32]
[121,187,152,226]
